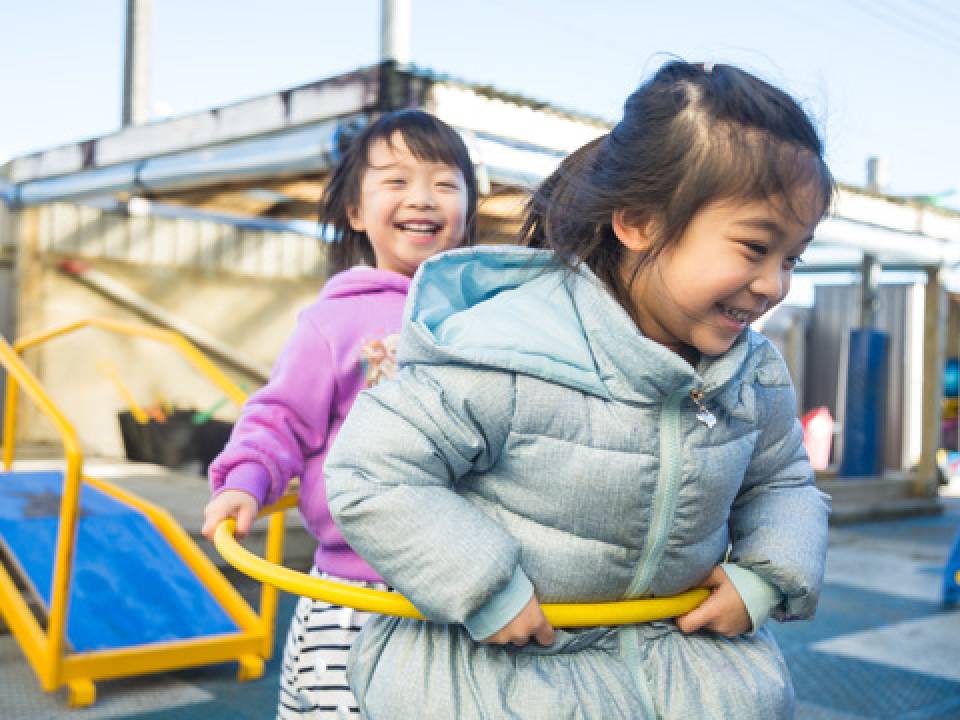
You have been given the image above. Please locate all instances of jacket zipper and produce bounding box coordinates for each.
[623,387,689,598]
[689,388,717,428]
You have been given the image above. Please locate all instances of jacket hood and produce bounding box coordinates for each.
[321,266,411,300]
[401,246,766,409]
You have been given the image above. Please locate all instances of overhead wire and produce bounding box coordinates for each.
[483,0,653,67]
[843,0,960,59]
[874,0,960,44]
[913,0,960,30]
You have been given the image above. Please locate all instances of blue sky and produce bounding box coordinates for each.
[2,1,959,210]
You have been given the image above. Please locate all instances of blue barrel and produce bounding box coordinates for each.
[839,328,889,477]
[945,357,959,397]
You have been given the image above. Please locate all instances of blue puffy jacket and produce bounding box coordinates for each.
[326,246,829,719]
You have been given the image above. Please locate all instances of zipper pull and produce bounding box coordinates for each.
[690,389,716,429]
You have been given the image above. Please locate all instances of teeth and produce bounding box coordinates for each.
[398,222,439,232]
[721,305,750,323]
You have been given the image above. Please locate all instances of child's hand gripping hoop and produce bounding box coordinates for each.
[213,499,710,628]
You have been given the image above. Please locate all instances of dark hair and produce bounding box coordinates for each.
[521,60,835,315]
[321,109,478,274]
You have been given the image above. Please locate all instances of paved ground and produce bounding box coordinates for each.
[1,458,959,719]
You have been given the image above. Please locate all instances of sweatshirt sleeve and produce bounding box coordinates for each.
[325,363,529,638]
[208,314,338,507]
[727,348,831,623]
[721,562,782,633]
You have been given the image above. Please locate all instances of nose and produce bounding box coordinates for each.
[405,179,437,209]
[750,259,790,304]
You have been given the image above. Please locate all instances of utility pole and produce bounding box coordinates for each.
[381,0,411,65]
[122,0,152,127]
[378,0,413,111]
[917,266,946,496]
[865,155,887,194]
[859,253,881,328]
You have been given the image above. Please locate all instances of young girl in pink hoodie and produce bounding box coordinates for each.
[201,109,477,719]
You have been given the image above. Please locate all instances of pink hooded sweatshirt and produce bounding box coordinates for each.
[209,267,411,582]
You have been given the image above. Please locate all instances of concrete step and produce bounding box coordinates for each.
[817,472,943,525]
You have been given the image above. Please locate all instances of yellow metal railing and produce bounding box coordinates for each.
[215,503,711,628]
[0,335,83,691]
[0,318,276,706]
[2,318,278,632]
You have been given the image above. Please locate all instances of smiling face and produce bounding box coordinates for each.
[347,133,468,277]
[616,188,821,364]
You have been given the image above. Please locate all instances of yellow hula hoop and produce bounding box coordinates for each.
[214,516,710,628]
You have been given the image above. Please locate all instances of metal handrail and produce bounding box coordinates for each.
[13,317,247,395]
[214,512,710,628]
[0,335,84,689]
[1,317,278,664]
[5,317,248,470]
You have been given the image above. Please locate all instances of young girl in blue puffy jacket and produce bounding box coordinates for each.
[324,60,833,719]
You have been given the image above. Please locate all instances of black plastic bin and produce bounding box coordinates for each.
[117,411,152,463]
[192,418,233,474]
[117,410,233,473]
[149,410,198,469]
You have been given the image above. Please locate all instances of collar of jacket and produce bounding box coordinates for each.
[401,245,763,422]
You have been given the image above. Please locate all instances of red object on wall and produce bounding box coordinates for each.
[802,406,834,471]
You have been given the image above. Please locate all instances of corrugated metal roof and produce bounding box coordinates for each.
[3,62,607,186]
[404,63,611,127]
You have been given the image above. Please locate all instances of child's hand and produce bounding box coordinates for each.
[202,490,259,540]
[481,594,555,647]
[675,565,751,637]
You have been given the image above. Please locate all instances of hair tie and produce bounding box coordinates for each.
[702,62,715,74]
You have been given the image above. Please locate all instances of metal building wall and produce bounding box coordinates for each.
[6,201,332,455]
[0,205,15,336]
[804,283,916,470]
[0,202,13,249]
[0,204,19,436]
[34,203,327,278]
[756,305,809,408]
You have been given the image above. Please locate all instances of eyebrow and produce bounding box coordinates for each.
[366,161,402,171]
[366,160,456,173]
[733,218,786,239]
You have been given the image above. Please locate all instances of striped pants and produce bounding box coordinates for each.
[276,571,384,720]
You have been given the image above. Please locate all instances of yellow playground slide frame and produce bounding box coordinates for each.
[0,318,287,708]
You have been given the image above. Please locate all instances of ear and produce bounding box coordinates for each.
[611,209,655,254]
[347,205,365,233]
